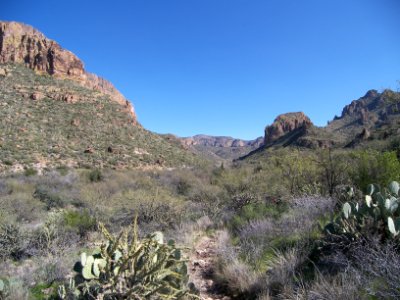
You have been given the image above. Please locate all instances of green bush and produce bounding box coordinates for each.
[30,282,59,300]
[63,210,96,238]
[351,150,400,192]
[24,167,38,176]
[88,169,103,182]
[229,203,286,233]
[176,178,191,195]
[3,159,13,166]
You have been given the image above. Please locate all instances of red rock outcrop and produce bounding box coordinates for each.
[0,21,136,123]
[264,112,312,144]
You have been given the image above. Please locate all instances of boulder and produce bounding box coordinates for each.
[30,92,44,100]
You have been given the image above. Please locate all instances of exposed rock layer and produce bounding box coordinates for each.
[0,21,136,123]
[264,112,312,144]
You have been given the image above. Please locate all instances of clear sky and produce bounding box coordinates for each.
[2,0,400,139]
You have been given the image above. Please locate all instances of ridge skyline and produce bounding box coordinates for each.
[2,0,400,139]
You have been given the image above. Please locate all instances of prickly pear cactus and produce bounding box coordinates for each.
[61,217,191,299]
[323,181,400,240]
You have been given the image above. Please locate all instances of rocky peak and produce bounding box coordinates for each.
[264,112,312,144]
[340,90,381,119]
[0,21,136,123]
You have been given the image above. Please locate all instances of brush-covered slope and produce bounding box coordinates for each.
[0,21,135,117]
[0,64,200,171]
[327,89,400,149]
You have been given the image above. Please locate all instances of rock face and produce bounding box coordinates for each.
[181,135,264,148]
[340,90,380,118]
[264,112,312,144]
[0,21,136,123]
[329,89,400,132]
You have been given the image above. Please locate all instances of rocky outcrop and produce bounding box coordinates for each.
[0,21,136,123]
[331,89,400,130]
[264,112,312,144]
[181,135,264,148]
[340,90,380,118]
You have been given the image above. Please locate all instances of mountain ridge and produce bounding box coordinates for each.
[0,20,137,123]
[0,21,203,172]
[241,88,400,161]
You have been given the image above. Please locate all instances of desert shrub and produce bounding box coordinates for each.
[188,183,228,220]
[0,191,45,223]
[280,270,363,300]
[0,223,24,260]
[24,167,37,176]
[314,149,351,196]
[350,239,400,299]
[29,256,70,299]
[59,220,191,299]
[350,150,400,191]
[56,165,69,176]
[212,197,335,298]
[3,159,13,166]
[216,196,336,299]
[215,230,314,298]
[63,210,96,238]
[106,187,187,234]
[29,211,80,256]
[0,278,29,300]
[0,179,11,196]
[88,168,103,182]
[274,150,322,195]
[29,171,79,210]
[214,230,261,297]
[266,246,312,296]
[176,178,191,195]
[230,191,259,211]
[283,239,400,299]
[33,185,65,210]
[229,202,286,234]
[30,282,60,300]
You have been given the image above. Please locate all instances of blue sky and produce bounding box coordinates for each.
[3,0,400,139]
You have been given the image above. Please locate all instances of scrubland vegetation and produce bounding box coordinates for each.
[1,147,400,299]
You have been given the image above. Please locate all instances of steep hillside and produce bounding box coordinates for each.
[180,134,264,161]
[327,89,400,148]
[0,21,135,118]
[0,21,202,172]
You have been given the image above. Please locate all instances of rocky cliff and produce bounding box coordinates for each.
[0,21,136,123]
[264,112,312,144]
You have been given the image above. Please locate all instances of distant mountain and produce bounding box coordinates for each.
[242,89,400,160]
[0,21,201,172]
[181,135,263,148]
[179,135,264,161]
